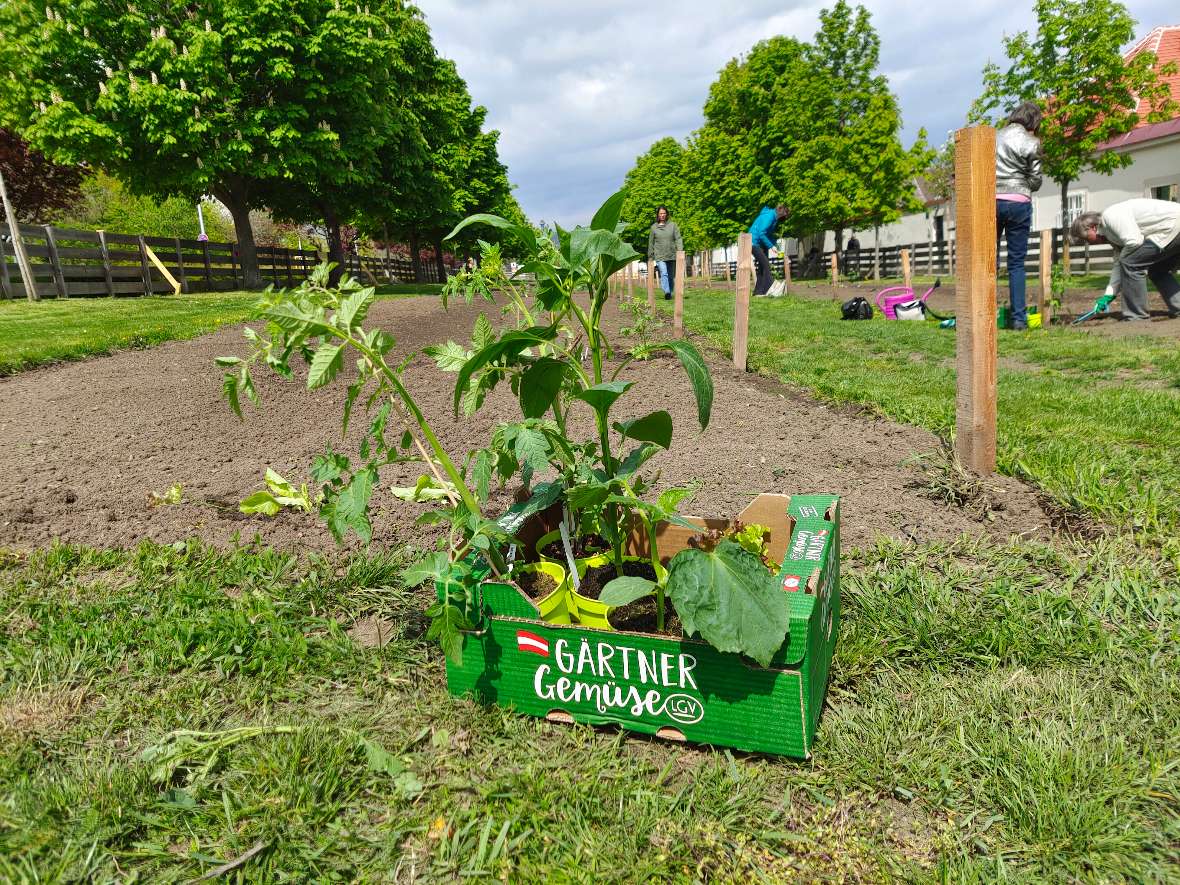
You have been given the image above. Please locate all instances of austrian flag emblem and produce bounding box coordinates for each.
[516,630,550,657]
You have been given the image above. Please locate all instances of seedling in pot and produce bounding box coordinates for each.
[442,193,792,666]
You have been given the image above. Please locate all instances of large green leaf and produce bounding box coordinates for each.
[572,380,633,421]
[599,576,656,607]
[519,357,566,419]
[666,540,789,667]
[613,410,673,449]
[513,427,551,475]
[445,213,536,254]
[307,343,344,390]
[653,340,713,430]
[590,189,627,232]
[453,324,558,414]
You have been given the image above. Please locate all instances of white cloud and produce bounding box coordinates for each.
[418,0,1179,227]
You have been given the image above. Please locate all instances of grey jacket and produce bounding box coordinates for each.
[995,123,1043,197]
[648,221,683,262]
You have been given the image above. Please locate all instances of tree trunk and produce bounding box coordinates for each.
[322,205,345,286]
[217,186,262,290]
[433,236,446,282]
[409,230,423,282]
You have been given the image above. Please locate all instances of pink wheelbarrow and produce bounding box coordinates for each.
[875,278,942,320]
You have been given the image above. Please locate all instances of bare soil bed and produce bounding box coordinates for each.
[0,295,1054,553]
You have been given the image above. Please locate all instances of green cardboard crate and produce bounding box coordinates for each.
[443,494,841,758]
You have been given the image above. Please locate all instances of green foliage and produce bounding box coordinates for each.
[217,265,503,662]
[972,0,1179,221]
[238,468,318,517]
[619,138,699,252]
[0,536,1177,879]
[624,2,930,253]
[53,172,234,240]
[618,293,666,359]
[666,540,791,667]
[668,286,1180,541]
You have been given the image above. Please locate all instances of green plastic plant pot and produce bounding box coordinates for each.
[571,554,667,631]
[512,560,572,624]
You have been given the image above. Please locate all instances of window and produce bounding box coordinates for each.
[1151,183,1179,202]
[1056,192,1087,228]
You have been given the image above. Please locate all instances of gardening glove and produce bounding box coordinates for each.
[1094,291,1115,313]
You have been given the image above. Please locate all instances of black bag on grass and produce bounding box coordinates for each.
[841,297,873,320]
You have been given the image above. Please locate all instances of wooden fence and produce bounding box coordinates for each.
[713,228,1115,281]
[0,221,445,299]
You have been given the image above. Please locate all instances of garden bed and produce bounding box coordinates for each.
[0,295,1052,553]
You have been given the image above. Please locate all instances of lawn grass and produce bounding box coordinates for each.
[0,282,443,376]
[1,537,1175,881]
[663,289,1180,542]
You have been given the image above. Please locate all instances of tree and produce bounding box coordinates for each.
[0,0,431,288]
[680,8,929,256]
[52,170,234,240]
[263,0,446,284]
[972,0,1178,226]
[772,2,931,251]
[0,127,83,222]
[619,137,698,254]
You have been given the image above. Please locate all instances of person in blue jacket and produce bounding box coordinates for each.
[749,204,789,295]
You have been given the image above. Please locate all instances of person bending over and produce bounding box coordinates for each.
[1070,198,1180,321]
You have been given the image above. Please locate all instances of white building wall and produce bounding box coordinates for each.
[868,133,1180,245]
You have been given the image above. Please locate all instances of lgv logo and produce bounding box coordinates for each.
[518,631,705,725]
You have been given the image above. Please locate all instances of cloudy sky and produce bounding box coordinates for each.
[417,0,1176,227]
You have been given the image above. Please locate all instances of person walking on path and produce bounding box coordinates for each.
[749,204,789,296]
[1071,198,1180,321]
[995,101,1044,330]
[647,206,683,300]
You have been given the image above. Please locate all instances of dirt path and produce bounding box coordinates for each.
[0,295,1053,553]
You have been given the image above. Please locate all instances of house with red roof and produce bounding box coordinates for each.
[855,23,1180,257]
[1029,23,1180,228]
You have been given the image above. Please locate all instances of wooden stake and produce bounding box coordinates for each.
[734,233,751,371]
[829,252,838,287]
[627,263,635,299]
[673,249,685,338]
[0,169,38,300]
[43,226,67,298]
[138,235,155,295]
[0,226,11,299]
[901,248,911,290]
[1038,229,1052,326]
[783,248,791,285]
[724,248,731,284]
[175,238,189,293]
[142,242,181,295]
[953,125,998,474]
[646,258,655,310]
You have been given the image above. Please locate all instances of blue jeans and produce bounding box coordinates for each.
[656,259,675,296]
[997,199,1031,327]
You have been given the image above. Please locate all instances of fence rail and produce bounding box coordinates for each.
[0,221,445,299]
[709,228,1114,281]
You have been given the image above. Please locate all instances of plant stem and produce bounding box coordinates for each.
[647,518,665,633]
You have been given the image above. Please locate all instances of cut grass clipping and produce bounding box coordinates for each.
[1,539,1175,881]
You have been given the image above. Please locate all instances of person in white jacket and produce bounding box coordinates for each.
[1070,199,1180,320]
